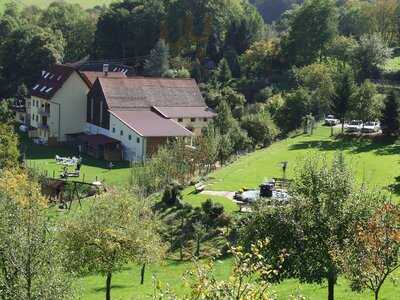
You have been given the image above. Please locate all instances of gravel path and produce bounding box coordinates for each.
[200,190,236,200]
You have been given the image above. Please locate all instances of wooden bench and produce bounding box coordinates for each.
[195,182,205,193]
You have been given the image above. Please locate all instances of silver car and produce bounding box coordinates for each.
[345,120,363,132]
[361,121,380,133]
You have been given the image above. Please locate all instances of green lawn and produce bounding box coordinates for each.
[21,133,132,187]
[206,126,400,200]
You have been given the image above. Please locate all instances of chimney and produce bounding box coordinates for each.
[103,64,109,77]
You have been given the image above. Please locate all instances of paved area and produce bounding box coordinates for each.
[200,190,236,200]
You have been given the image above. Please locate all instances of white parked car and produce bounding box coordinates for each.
[345,120,363,133]
[324,115,340,126]
[361,121,381,133]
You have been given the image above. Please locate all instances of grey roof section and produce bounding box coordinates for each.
[153,106,216,118]
[111,110,193,137]
[98,77,206,109]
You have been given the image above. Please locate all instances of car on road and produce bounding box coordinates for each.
[324,115,340,126]
[345,120,363,133]
[361,121,380,133]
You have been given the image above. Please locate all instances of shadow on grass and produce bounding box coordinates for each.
[289,135,400,156]
[387,176,400,195]
[93,284,131,292]
[20,134,130,170]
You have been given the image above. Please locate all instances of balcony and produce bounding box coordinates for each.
[38,107,50,116]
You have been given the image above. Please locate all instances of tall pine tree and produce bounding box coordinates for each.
[380,91,400,136]
[144,39,170,77]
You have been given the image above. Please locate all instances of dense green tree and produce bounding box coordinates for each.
[353,34,392,80]
[39,2,96,61]
[338,1,371,38]
[240,154,384,300]
[0,99,14,124]
[380,91,400,136]
[331,66,356,132]
[275,87,311,133]
[349,80,382,122]
[325,35,358,63]
[283,0,338,66]
[0,25,65,96]
[241,112,279,147]
[0,124,19,170]
[144,39,170,77]
[93,0,166,59]
[214,100,237,135]
[215,58,232,84]
[61,191,165,300]
[0,170,73,300]
[294,62,336,118]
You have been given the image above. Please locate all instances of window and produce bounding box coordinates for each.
[45,87,53,93]
[99,101,103,124]
[40,86,47,92]
[190,118,196,122]
[203,118,208,122]
[136,137,140,143]
[33,84,39,90]
[57,75,62,81]
[128,135,132,141]
[178,118,183,122]
[120,130,123,136]
[112,127,115,133]
[32,113,35,120]
[36,115,39,122]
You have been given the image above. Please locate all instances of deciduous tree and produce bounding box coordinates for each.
[61,191,165,300]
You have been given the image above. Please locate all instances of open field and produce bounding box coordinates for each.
[0,0,113,11]
[205,126,400,198]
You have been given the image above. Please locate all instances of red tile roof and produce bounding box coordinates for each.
[153,106,216,118]
[97,77,206,109]
[80,71,127,86]
[31,64,91,100]
[110,110,193,137]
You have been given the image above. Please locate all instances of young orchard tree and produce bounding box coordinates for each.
[0,169,73,300]
[61,191,165,300]
[240,153,383,300]
[338,203,400,300]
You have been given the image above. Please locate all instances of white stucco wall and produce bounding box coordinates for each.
[86,114,145,162]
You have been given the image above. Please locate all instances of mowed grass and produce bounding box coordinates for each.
[0,0,113,11]
[21,133,132,186]
[206,126,400,199]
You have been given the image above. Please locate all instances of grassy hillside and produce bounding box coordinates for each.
[206,126,400,197]
[0,0,113,11]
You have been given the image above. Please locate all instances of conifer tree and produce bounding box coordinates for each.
[144,39,170,77]
[380,91,400,136]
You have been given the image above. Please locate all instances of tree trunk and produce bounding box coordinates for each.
[341,119,345,134]
[106,272,112,300]
[140,263,146,285]
[327,273,336,300]
[195,237,200,257]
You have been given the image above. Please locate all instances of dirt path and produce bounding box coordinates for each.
[200,190,235,200]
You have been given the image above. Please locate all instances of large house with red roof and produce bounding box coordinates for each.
[86,77,215,161]
[23,64,215,161]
